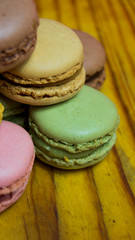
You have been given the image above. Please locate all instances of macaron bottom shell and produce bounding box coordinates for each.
[31,128,116,169]
[0,160,33,213]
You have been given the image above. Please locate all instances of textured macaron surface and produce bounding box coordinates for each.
[29,86,119,169]
[0,121,35,188]
[7,18,83,79]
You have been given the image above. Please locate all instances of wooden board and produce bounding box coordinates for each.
[0,0,135,239]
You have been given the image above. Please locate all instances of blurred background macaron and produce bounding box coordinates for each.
[73,29,106,89]
[0,103,4,124]
[0,121,35,213]
[0,0,39,73]
[0,18,85,106]
[0,93,26,127]
[29,85,119,170]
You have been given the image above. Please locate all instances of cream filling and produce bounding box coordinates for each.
[35,133,116,167]
[2,61,83,85]
[29,118,117,153]
[0,67,85,99]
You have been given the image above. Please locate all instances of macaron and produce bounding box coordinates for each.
[0,18,85,106]
[0,103,4,124]
[29,85,119,170]
[0,93,26,127]
[0,0,39,73]
[0,121,35,213]
[73,29,106,89]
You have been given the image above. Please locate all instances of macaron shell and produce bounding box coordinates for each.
[0,155,34,213]
[29,85,119,144]
[8,18,83,78]
[0,121,35,188]
[0,0,39,72]
[73,29,106,76]
[36,148,110,170]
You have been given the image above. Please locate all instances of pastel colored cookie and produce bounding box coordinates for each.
[73,29,106,89]
[0,18,85,106]
[29,85,119,169]
[0,103,4,124]
[0,93,26,127]
[0,0,39,73]
[0,121,35,213]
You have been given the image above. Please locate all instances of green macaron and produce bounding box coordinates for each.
[0,93,26,127]
[29,85,119,169]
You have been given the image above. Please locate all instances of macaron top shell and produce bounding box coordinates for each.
[29,86,119,144]
[0,0,38,50]
[8,18,83,78]
[73,30,106,76]
[0,121,35,188]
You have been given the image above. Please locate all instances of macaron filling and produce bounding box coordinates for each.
[1,31,37,66]
[30,126,116,168]
[86,67,104,82]
[29,118,118,153]
[2,61,82,85]
[0,67,85,100]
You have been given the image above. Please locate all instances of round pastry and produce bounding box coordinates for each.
[0,103,4,124]
[0,121,35,213]
[73,29,106,89]
[29,85,119,170]
[0,0,39,73]
[0,18,85,105]
[0,93,26,127]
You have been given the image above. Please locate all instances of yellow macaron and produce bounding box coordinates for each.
[0,18,85,105]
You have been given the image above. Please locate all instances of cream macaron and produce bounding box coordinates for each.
[0,18,85,105]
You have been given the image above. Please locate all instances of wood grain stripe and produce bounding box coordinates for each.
[119,0,135,33]
[87,169,110,240]
[23,216,30,240]
[30,168,42,240]
[106,0,135,74]
[87,0,135,133]
[113,145,135,203]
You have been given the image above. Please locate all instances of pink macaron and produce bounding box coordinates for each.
[0,120,35,213]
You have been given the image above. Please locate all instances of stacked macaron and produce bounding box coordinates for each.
[0,1,119,212]
[0,19,85,105]
[0,0,38,213]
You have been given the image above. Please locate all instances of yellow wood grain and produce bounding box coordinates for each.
[0,0,135,239]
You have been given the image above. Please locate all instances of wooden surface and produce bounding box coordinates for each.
[0,0,135,239]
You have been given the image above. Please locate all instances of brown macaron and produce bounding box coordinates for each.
[0,19,85,106]
[73,29,106,89]
[0,0,39,73]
